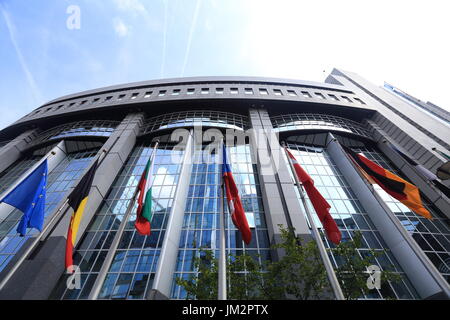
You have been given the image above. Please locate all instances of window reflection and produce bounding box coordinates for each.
[285,143,418,300]
[354,147,450,284]
[0,149,99,273]
[54,137,184,300]
[141,111,250,136]
[32,121,119,147]
[272,114,371,139]
[171,142,270,299]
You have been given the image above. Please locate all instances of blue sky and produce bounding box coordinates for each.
[1,0,449,130]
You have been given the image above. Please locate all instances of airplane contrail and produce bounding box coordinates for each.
[1,5,43,104]
[160,0,169,78]
[181,0,201,77]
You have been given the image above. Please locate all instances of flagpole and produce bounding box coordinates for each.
[218,138,227,300]
[0,148,109,292]
[0,150,57,202]
[282,143,345,300]
[42,148,109,241]
[88,140,159,300]
[0,197,69,291]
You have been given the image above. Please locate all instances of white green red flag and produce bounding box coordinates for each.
[135,157,154,235]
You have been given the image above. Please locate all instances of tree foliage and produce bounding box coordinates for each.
[260,226,330,300]
[176,250,218,300]
[333,231,401,300]
[175,249,266,300]
[176,225,402,300]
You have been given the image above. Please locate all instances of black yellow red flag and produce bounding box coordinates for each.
[65,159,99,269]
[343,146,431,219]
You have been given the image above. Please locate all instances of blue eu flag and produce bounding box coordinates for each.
[0,160,48,236]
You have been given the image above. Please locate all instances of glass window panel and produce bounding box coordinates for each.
[422,234,445,252]
[110,251,126,272]
[171,141,269,299]
[128,274,149,299]
[111,274,133,299]
[136,250,155,272]
[98,273,119,299]
[78,274,98,299]
[122,250,140,272]
[285,142,417,299]
[52,140,184,300]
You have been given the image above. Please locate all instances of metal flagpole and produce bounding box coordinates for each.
[218,138,227,300]
[0,148,108,292]
[0,198,69,291]
[89,140,159,300]
[282,143,345,300]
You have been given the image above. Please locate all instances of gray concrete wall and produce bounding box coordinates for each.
[0,129,39,174]
[330,69,449,150]
[7,76,368,130]
[249,108,310,250]
[329,69,450,189]
[152,130,193,298]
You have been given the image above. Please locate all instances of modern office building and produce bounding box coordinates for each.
[0,69,448,300]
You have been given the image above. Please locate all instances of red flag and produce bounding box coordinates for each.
[222,145,252,245]
[286,148,341,245]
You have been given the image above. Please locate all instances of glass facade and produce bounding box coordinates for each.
[141,111,250,136]
[285,143,418,299]
[0,104,448,300]
[31,120,119,147]
[353,147,450,283]
[271,113,371,139]
[0,148,99,273]
[170,141,270,299]
[0,156,41,195]
[52,136,184,300]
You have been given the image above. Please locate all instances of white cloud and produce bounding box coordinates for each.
[114,18,130,37]
[239,0,450,111]
[114,0,147,14]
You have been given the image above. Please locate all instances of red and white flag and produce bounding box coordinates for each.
[222,145,252,245]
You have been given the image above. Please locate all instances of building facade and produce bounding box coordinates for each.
[0,69,449,300]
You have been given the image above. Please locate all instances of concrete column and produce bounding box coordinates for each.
[326,133,450,299]
[365,120,450,219]
[0,113,145,299]
[248,108,310,251]
[0,129,39,174]
[151,130,193,299]
[52,112,145,239]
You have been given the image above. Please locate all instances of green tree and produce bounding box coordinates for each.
[175,249,265,300]
[176,249,218,300]
[261,225,330,300]
[333,231,401,300]
[227,252,265,299]
[176,227,402,300]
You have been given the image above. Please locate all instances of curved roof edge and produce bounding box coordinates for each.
[43,76,351,106]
